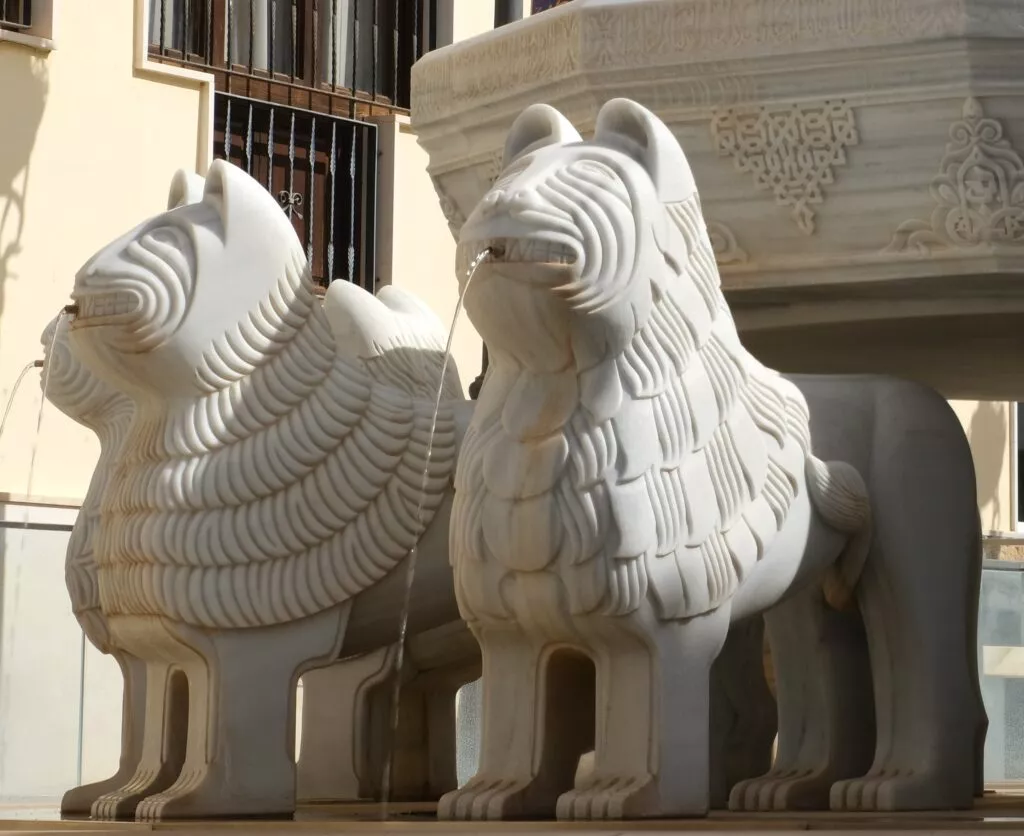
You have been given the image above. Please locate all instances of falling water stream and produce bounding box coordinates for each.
[23,313,65,502]
[379,247,494,820]
[0,361,43,444]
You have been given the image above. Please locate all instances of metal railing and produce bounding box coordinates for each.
[149,0,435,116]
[0,0,31,30]
[214,92,378,290]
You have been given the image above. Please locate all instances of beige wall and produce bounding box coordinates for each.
[950,400,1016,533]
[0,1,206,503]
[376,118,482,392]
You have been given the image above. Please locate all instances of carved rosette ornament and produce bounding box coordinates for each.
[711,101,859,235]
[886,98,1024,255]
[707,221,749,265]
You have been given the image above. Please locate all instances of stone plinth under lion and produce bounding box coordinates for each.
[441,98,985,820]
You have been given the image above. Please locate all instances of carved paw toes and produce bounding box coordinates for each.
[829,769,896,812]
[557,774,657,820]
[729,768,832,811]
[91,768,162,820]
[437,775,535,820]
[831,769,970,812]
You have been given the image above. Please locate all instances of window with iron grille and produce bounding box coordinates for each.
[214,93,378,291]
[531,0,572,11]
[149,0,436,118]
[0,0,31,30]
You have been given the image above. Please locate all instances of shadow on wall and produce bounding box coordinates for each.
[968,401,1008,531]
[0,49,49,326]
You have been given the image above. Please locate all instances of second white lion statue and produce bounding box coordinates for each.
[441,98,985,820]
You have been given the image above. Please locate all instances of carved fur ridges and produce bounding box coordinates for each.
[436,98,990,825]
[452,114,870,626]
[41,313,132,651]
[67,161,474,819]
[71,163,461,631]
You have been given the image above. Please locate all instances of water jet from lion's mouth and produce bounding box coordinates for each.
[379,247,494,820]
[0,362,42,447]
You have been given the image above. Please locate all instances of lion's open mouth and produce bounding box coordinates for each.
[473,237,577,265]
[72,290,141,324]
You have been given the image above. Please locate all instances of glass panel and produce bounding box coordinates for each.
[980,563,1024,784]
[0,521,81,802]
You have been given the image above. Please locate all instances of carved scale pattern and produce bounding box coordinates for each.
[886,98,1024,255]
[42,316,133,653]
[707,220,748,265]
[711,101,859,235]
[456,178,816,622]
[94,247,458,630]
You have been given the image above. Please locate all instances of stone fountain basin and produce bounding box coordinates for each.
[411,0,1024,399]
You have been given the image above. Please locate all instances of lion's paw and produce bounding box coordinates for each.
[437,775,539,820]
[830,769,972,812]
[91,766,164,820]
[729,768,832,811]
[134,764,292,820]
[557,774,662,820]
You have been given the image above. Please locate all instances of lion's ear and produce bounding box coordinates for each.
[594,98,697,204]
[167,170,207,210]
[503,104,581,168]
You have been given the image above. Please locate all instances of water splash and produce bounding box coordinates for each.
[379,247,493,819]
[0,361,43,445]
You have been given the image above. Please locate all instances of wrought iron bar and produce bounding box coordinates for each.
[223,96,233,159]
[267,105,275,191]
[327,122,337,283]
[207,0,213,62]
[306,116,317,265]
[183,0,192,54]
[245,102,254,173]
[347,126,356,283]
[286,111,298,218]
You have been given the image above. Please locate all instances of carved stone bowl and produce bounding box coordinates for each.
[411,0,1024,399]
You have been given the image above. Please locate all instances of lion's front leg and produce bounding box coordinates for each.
[558,605,731,820]
[439,623,580,820]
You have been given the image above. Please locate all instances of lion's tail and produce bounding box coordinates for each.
[805,456,872,611]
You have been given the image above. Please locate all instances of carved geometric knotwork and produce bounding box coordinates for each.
[707,221,748,265]
[711,101,859,236]
[885,98,1024,255]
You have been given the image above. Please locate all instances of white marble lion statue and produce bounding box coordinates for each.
[441,98,985,820]
[64,159,476,820]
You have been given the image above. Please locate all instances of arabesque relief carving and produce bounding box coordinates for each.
[711,101,859,236]
[886,98,1024,255]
